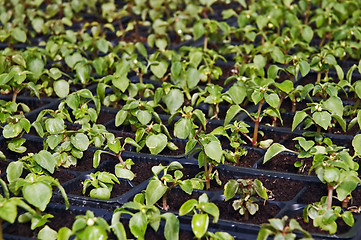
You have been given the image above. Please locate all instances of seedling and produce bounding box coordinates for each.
[224,178,269,220]
[257,216,313,240]
[82,171,120,199]
[111,192,179,240]
[147,161,203,211]
[179,193,219,239]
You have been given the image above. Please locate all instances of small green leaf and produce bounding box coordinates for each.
[54,80,69,98]
[292,111,307,131]
[11,28,27,43]
[204,140,222,162]
[145,179,168,206]
[146,134,168,155]
[33,150,57,174]
[129,212,147,240]
[224,179,238,201]
[70,133,89,151]
[313,111,331,130]
[263,143,290,164]
[23,182,52,211]
[192,214,208,239]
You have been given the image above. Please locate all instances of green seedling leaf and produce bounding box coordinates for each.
[301,25,313,43]
[71,133,89,151]
[174,118,192,139]
[136,110,152,125]
[45,118,65,134]
[3,123,22,138]
[192,214,208,239]
[352,134,361,156]
[6,161,23,182]
[263,143,292,163]
[115,110,128,126]
[54,80,69,98]
[227,83,246,105]
[342,211,354,227]
[33,150,57,174]
[292,111,307,131]
[146,134,167,155]
[179,199,198,215]
[299,60,310,77]
[313,111,331,130]
[186,68,200,89]
[204,141,222,162]
[163,89,184,114]
[224,179,238,201]
[145,179,167,206]
[12,27,27,43]
[129,212,147,240]
[162,213,179,240]
[23,182,52,211]
[90,188,111,199]
[150,60,169,79]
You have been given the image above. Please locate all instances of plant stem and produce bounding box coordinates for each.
[252,99,264,147]
[316,71,321,84]
[327,185,334,210]
[204,152,210,190]
[203,34,208,51]
[12,88,20,102]
[116,152,128,170]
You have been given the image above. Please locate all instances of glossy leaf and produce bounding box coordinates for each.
[33,150,57,174]
[145,180,167,206]
[23,182,52,211]
[146,134,167,155]
[192,214,208,239]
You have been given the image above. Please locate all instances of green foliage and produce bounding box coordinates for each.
[57,210,111,240]
[224,179,268,218]
[257,216,313,240]
[303,196,354,235]
[147,161,203,210]
[112,193,179,240]
[179,193,220,239]
[82,171,120,199]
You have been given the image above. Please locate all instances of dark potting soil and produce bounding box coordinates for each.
[67,150,96,172]
[0,159,10,174]
[52,169,76,184]
[225,149,262,168]
[216,200,280,225]
[259,153,313,175]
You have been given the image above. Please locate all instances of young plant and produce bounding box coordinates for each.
[57,210,111,240]
[192,83,232,119]
[82,171,120,199]
[168,106,207,140]
[2,112,31,154]
[185,130,224,190]
[257,216,313,240]
[111,192,179,240]
[224,178,269,221]
[265,136,361,210]
[93,134,140,181]
[303,196,354,235]
[225,77,281,147]
[211,121,250,164]
[179,193,220,240]
[292,96,346,134]
[115,98,177,154]
[0,178,38,240]
[147,161,203,211]
[6,171,69,212]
